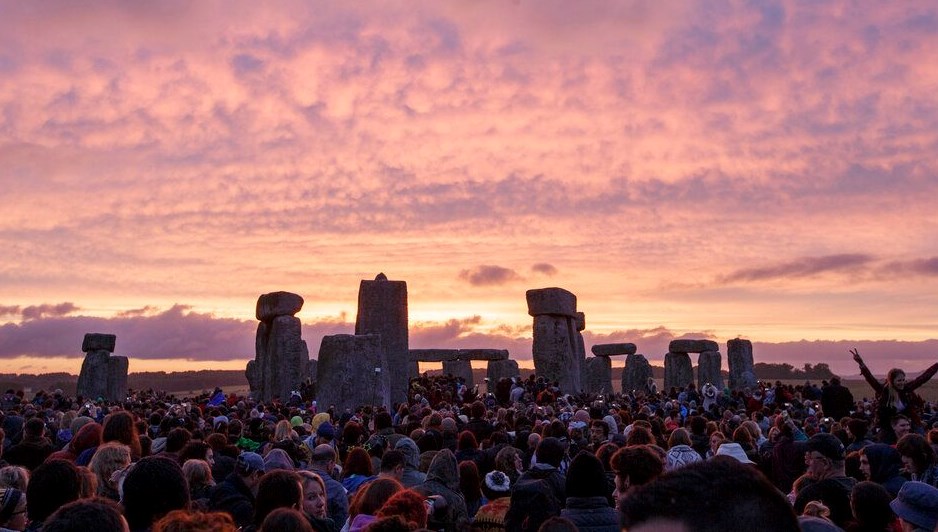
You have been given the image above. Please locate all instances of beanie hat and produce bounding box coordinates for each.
[807,433,845,461]
[290,416,303,427]
[484,470,511,493]
[316,422,335,440]
[565,452,608,498]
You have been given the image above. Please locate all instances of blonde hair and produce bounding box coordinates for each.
[803,500,831,519]
[885,368,905,408]
[182,459,215,489]
[88,441,132,488]
[273,420,294,442]
[0,466,29,491]
[297,470,325,496]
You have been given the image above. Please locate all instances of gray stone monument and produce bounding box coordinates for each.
[76,333,128,402]
[356,273,413,406]
[246,291,312,402]
[728,338,757,390]
[442,360,474,388]
[583,356,612,395]
[621,353,653,394]
[697,350,724,390]
[664,351,693,390]
[486,359,520,385]
[527,287,581,393]
[316,334,390,413]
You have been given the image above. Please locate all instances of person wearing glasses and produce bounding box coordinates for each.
[793,433,857,529]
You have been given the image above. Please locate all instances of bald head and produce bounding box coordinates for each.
[311,444,336,463]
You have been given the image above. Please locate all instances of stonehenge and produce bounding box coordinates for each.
[76,333,128,402]
[621,353,653,394]
[411,349,514,391]
[316,334,390,413]
[728,338,757,390]
[586,343,638,395]
[527,287,582,393]
[246,291,312,402]
[355,273,413,406]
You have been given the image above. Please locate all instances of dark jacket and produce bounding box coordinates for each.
[209,473,255,529]
[516,463,566,508]
[310,464,349,527]
[394,437,427,488]
[794,475,857,529]
[5,437,53,471]
[821,382,855,421]
[863,444,906,497]
[859,361,938,442]
[560,496,620,532]
[415,449,469,532]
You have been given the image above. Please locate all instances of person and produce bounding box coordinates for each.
[88,442,131,501]
[0,467,28,491]
[559,452,618,532]
[392,438,425,488]
[458,460,484,519]
[620,458,799,532]
[858,444,906,497]
[345,477,403,532]
[415,449,469,531]
[821,376,855,422]
[494,446,523,486]
[793,433,858,529]
[4,419,52,471]
[341,448,375,498]
[376,450,405,483]
[259,508,313,532]
[848,481,895,532]
[0,487,26,532]
[210,452,265,529]
[183,459,216,509]
[122,456,191,532]
[889,481,938,532]
[896,434,938,487]
[296,470,334,532]
[851,348,938,443]
[609,445,663,504]
[665,428,702,471]
[24,459,82,532]
[252,470,304,531]
[309,444,349,527]
[101,411,143,461]
[473,470,511,531]
[374,489,429,530]
[42,497,128,532]
[153,510,238,532]
[515,437,566,507]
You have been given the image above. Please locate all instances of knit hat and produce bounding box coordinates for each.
[565,452,608,498]
[890,481,938,531]
[316,422,335,440]
[290,416,304,427]
[484,471,511,493]
[806,433,845,461]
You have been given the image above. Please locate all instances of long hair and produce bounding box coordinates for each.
[885,368,904,409]
[102,411,142,459]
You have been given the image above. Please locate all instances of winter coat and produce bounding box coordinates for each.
[560,496,620,532]
[209,473,255,529]
[859,361,938,442]
[46,422,102,463]
[310,464,349,527]
[415,449,469,532]
[394,437,427,488]
[516,463,566,508]
[794,475,857,529]
[863,444,906,497]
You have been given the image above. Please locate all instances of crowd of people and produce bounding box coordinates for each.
[0,349,937,531]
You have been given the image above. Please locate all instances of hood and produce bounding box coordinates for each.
[70,422,103,454]
[264,448,295,472]
[426,448,459,491]
[395,437,421,469]
[864,444,903,483]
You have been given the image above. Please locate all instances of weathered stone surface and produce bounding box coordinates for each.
[316,334,389,413]
[532,314,580,393]
[591,343,638,357]
[356,275,413,405]
[249,314,311,402]
[697,350,723,391]
[486,359,519,387]
[442,360,474,388]
[458,349,509,361]
[664,352,694,390]
[583,356,612,394]
[668,339,719,354]
[82,333,116,353]
[255,291,304,322]
[574,312,586,332]
[727,338,757,390]
[526,288,577,317]
[621,354,654,394]
[410,349,460,362]
[77,350,110,400]
[107,356,129,402]
[245,359,257,393]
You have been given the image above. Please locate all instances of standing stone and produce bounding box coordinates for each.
[77,350,110,400]
[248,292,311,402]
[443,360,474,388]
[316,334,390,414]
[106,356,129,402]
[356,274,412,406]
[583,356,612,395]
[532,314,581,393]
[697,350,723,391]
[76,333,129,402]
[621,353,653,394]
[664,352,693,390]
[728,338,757,390]
[486,359,519,386]
[574,312,587,393]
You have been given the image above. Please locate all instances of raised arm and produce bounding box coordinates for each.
[907,361,938,391]
[851,348,883,393]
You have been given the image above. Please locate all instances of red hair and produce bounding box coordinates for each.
[375,489,428,528]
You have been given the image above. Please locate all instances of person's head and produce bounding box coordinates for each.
[296,470,327,519]
[535,437,565,468]
[590,421,609,444]
[626,426,654,447]
[153,510,237,532]
[708,431,725,454]
[846,418,869,441]
[26,459,81,524]
[180,441,214,467]
[890,481,938,532]
[886,368,907,390]
[495,446,523,475]
[897,433,936,475]
[349,477,403,518]
[343,447,374,477]
[379,449,406,480]
[610,445,664,500]
[273,420,293,442]
[259,507,312,532]
[482,470,512,500]
[375,489,428,529]
[235,452,265,488]
[102,411,141,457]
[0,466,29,491]
[254,470,303,526]
[537,516,579,532]
[458,460,482,503]
[310,444,337,469]
[565,452,608,499]
[668,428,691,448]
[850,481,894,531]
[889,414,912,440]
[457,430,478,451]
[620,458,799,532]
[42,497,128,532]
[182,459,214,490]
[89,441,132,489]
[122,456,190,531]
[0,487,26,532]
[805,433,845,479]
[165,427,192,454]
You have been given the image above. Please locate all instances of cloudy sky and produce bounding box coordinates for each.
[1,1,936,376]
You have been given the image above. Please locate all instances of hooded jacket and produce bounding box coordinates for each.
[46,422,102,463]
[415,449,469,532]
[863,444,906,497]
[394,437,427,488]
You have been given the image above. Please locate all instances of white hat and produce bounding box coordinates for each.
[714,442,755,464]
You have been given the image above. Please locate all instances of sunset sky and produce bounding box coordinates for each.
[1,1,936,377]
